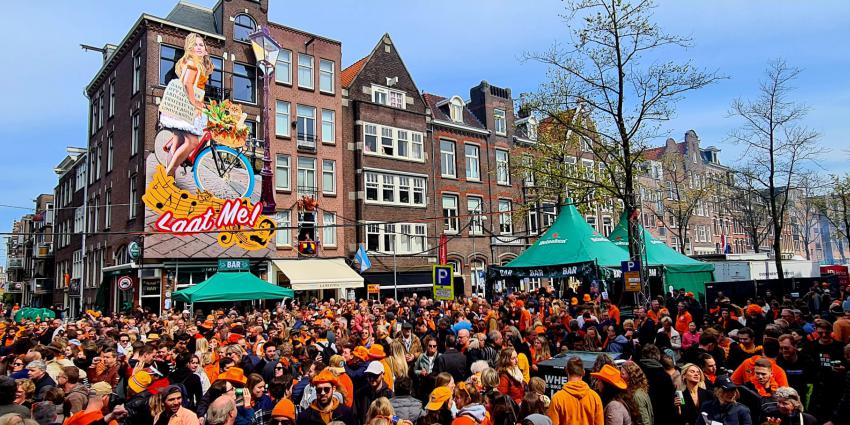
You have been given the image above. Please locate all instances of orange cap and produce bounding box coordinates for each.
[353,346,369,362]
[368,344,386,360]
[590,364,627,390]
[311,369,338,386]
[570,297,578,306]
[515,300,524,308]
[217,367,247,385]
[271,399,295,420]
[534,326,547,335]
[425,386,453,411]
[583,294,591,302]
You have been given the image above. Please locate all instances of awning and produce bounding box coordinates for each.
[273,258,364,291]
[172,272,294,303]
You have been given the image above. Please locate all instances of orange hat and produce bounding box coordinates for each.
[685,292,694,298]
[368,344,386,360]
[353,346,369,362]
[271,399,296,420]
[227,333,243,344]
[590,364,627,390]
[217,367,247,385]
[311,369,338,386]
[534,326,547,335]
[583,294,591,302]
[313,319,325,327]
[515,300,524,308]
[325,310,335,318]
[426,386,452,411]
[570,297,578,306]
[746,304,763,316]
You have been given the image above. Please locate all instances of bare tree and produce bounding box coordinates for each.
[818,173,850,256]
[521,0,722,259]
[728,60,824,280]
[726,169,772,253]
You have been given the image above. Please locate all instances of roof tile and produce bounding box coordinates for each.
[422,93,486,130]
[341,56,368,88]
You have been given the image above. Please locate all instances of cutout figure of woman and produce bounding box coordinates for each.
[159,33,214,177]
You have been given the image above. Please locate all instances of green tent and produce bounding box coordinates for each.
[608,212,714,297]
[172,272,294,303]
[489,203,628,280]
[14,307,56,322]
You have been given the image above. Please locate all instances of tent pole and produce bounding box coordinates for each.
[393,250,398,301]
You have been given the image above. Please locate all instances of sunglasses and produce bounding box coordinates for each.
[315,386,333,394]
[270,420,293,425]
[428,344,437,348]
[13,362,23,366]
[275,366,285,370]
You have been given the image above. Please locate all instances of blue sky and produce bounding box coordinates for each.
[1,0,848,262]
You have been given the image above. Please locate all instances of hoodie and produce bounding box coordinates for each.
[547,380,604,425]
[452,403,487,425]
[638,358,676,425]
[524,413,553,425]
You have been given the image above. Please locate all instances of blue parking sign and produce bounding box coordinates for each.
[433,265,454,300]
[621,260,641,273]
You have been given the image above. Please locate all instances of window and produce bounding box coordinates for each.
[383,224,395,252]
[365,172,379,201]
[494,109,507,135]
[397,131,408,158]
[133,51,141,94]
[413,178,425,205]
[443,194,459,233]
[275,49,292,84]
[233,63,257,103]
[364,124,377,153]
[465,144,480,181]
[108,79,115,118]
[389,91,405,108]
[274,101,290,137]
[449,97,463,122]
[275,154,290,191]
[468,196,484,235]
[107,134,113,172]
[73,250,83,280]
[698,225,707,242]
[398,177,411,204]
[528,207,539,235]
[208,56,224,100]
[74,207,84,233]
[159,45,182,85]
[522,154,535,186]
[382,175,395,202]
[322,160,336,195]
[372,86,388,105]
[297,157,316,196]
[233,14,256,42]
[296,105,316,148]
[95,144,102,180]
[581,159,595,180]
[297,212,316,242]
[319,59,334,93]
[104,190,112,229]
[75,164,86,192]
[412,133,423,160]
[128,175,137,219]
[321,110,335,143]
[366,224,381,251]
[366,223,427,254]
[496,149,510,185]
[581,137,592,152]
[440,140,456,177]
[380,127,393,155]
[499,200,513,235]
[131,112,140,156]
[586,215,597,231]
[602,216,613,237]
[275,210,291,247]
[97,93,104,128]
[90,101,97,136]
[298,53,314,89]
[323,212,336,246]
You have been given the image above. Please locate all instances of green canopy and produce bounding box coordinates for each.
[505,203,629,269]
[172,272,294,303]
[608,212,714,296]
[14,307,56,322]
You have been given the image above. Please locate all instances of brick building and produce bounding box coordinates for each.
[52,147,88,314]
[340,34,436,298]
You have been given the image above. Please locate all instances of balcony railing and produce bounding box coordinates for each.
[36,243,53,258]
[7,257,23,269]
[297,133,316,152]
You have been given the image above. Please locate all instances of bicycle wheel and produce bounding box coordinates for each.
[193,145,255,199]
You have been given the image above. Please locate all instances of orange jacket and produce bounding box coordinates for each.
[548,380,604,425]
[675,311,692,334]
[730,355,788,388]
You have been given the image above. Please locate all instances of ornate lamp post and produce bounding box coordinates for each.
[249,27,281,215]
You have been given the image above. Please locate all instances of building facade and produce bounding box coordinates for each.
[53,147,88,315]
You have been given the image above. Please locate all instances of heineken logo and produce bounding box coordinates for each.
[540,232,567,245]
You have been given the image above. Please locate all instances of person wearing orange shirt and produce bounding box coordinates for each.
[674,302,693,335]
[605,301,621,326]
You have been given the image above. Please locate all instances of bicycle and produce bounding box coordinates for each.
[184,130,256,200]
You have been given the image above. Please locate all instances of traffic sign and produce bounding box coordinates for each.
[433,264,454,301]
[621,260,641,273]
[117,275,134,291]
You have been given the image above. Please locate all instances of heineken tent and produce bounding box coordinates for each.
[488,202,629,280]
[608,213,714,297]
[172,272,294,303]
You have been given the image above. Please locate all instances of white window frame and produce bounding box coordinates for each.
[319,59,334,94]
[465,144,480,181]
[363,171,427,208]
[322,160,336,195]
[275,210,291,247]
[275,101,291,137]
[440,139,456,178]
[321,109,335,144]
[297,157,317,196]
[496,149,510,185]
[372,85,388,105]
[602,216,613,237]
[107,133,113,172]
[275,49,293,84]
[365,222,427,254]
[449,97,464,122]
[443,194,459,234]
[298,53,314,89]
[528,207,539,235]
[361,122,424,162]
[322,212,336,247]
[296,104,317,146]
[275,154,291,191]
[133,51,141,94]
[128,175,137,219]
[104,189,112,229]
[74,207,84,233]
[468,196,484,235]
[498,199,513,235]
[131,112,139,156]
[494,108,507,135]
[108,79,115,118]
[371,84,406,109]
[586,215,597,231]
[542,203,557,229]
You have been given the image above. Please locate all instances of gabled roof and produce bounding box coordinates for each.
[166,1,219,35]
[341,56,368,88]
[422,93,486,130]
[643,140,686,161]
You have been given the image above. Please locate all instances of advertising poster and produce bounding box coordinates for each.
[142,32,274,259]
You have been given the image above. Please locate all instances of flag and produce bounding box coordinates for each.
[355,243,372,273]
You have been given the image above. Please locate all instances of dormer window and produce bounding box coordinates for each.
[449,96,464,123]
[372,84,406,110]
[527,117,538,140]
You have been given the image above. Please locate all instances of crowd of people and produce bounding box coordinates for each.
[0,281,849,425]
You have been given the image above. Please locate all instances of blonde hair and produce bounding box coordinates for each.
[176,33,214,80]
[365,397,394,424]
[385,340,409,379]
[678,363,706,391]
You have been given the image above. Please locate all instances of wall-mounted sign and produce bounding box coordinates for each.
[433,264,454,301]
[622,261,641,292]
[128,241,141,260]
[367,284,380,294]
[218,259,249,272]
[117,275,134,291]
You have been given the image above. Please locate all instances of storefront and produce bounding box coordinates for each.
[271,258,364,300]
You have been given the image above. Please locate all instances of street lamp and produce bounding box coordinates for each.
[249,27,281,215]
